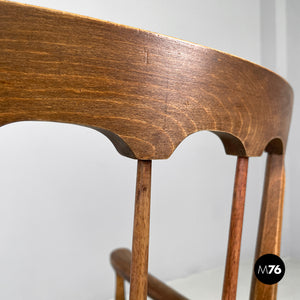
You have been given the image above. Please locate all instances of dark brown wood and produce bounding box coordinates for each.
[222,156,249,300]
[130,160,152,300]
[111,248,132,285]
[111,248,188,300]
[0,1,293,159]
[115,274,125,300]
[250,154,285,300]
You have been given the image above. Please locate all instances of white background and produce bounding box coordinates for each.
[0,0,299,299]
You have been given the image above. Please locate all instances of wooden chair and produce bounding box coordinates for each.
[0,1,293,299]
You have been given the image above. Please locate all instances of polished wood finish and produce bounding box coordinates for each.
[111,248,188,300]
[0,1,293,160]
[250,154,285,300]
[115,274,125,300]
[222,157,249,300]
[130,160,152,300]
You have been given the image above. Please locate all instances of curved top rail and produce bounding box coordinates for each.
[0,1,293,159]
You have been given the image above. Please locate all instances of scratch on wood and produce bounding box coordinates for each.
[144,48,149,64]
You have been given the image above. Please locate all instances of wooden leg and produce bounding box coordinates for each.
[222,156,249,300]
[250,154,285,300]
[115,273,125,300]
[129,160,152,300]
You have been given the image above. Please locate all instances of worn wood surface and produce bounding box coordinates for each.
[222,157,249,300]
[0,0,293,159]
[130,160,152,300]
[110,248,188,300]
[250,154,285,300]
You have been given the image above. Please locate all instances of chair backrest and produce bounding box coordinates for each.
[0,2,294,300]
[0,1,293,159]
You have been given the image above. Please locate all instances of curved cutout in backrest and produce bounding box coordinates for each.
[265,138,284,155]
[0,1,293,159]
[212,132,247,157]
[92,127,136,159]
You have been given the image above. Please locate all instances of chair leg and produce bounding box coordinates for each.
[129,160,152,300]
[115,273,125,300]
[222,156,249,300]
[250,154,285,300]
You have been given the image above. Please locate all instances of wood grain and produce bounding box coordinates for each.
[110,248,188,300]
[0,0,293,159]
[250,154,285,300]
[130,160,152,300]
[115,274,125,300]
[222,157,249,300]
[0,2,293,299]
